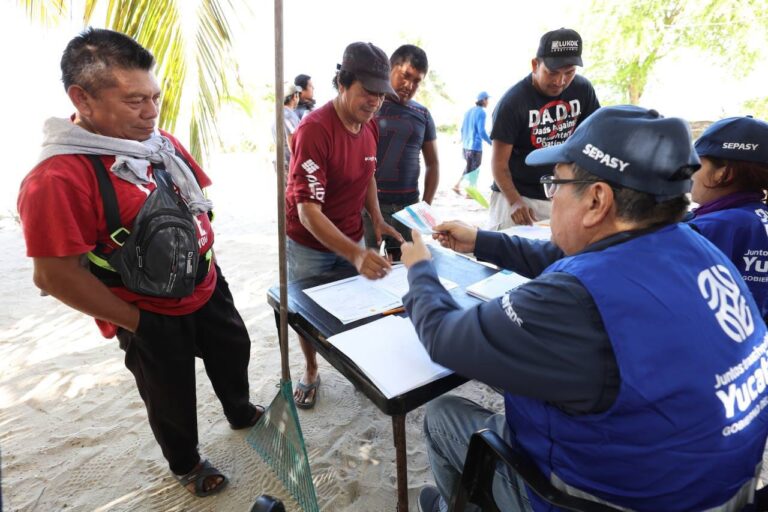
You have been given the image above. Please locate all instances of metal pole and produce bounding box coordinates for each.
[273,0,290,382]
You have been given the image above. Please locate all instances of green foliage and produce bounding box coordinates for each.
[417,67,453,110]
[19,0,66,27]
[584,0,768,104]
[19,0,250,165]
[396,33,454,110]
[263,85,277,105]
[437,123,458,136]
[744,97,768,120]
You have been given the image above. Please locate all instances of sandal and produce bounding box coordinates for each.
[229,403,265,430]
[174,459,228,497]
[294,375,321,410]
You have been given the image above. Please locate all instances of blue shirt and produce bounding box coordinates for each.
[461,105,491,151]
[375,98,437,205]
[271,106,301,166]
[404,231,618,414]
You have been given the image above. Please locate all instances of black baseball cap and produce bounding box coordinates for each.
[537,28,583,69]
[526,105,701,200]
[695,116,768,163]
[339,42,397,96]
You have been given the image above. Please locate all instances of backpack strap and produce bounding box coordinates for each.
[85,155,123,284]
[86,155,130,246]
[172,148,215,222]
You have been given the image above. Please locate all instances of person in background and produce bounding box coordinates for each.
[285,42,403,409]
[294,73,316,120]
[489,28,600,229]
[17,28,262,498]
[363,44,439,256]
[272,82,302,175]
[687,115,768,320]
[453,91,491,195]
[402,105,767,511]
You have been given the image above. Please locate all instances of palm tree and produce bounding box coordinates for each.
[19,0,248,164]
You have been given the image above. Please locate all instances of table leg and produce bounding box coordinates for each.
[392,414,408,512]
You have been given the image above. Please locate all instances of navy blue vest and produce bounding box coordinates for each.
[505,224,768,511]
[690,203,768,320]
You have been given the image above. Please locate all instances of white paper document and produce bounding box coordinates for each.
[303,265,457,324]
[329,315,452,398]
[392,201,442,234]
[500,221,551,241]
[465,270,530,301]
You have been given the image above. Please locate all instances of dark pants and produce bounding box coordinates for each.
[462,149,483,176]
[117,266,254,475]
[362,203,412,261]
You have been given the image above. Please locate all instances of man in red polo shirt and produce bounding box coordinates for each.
[285,42,403,409]
[17,28,261,498]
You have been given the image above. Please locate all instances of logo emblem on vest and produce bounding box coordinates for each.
[698,265,755,342]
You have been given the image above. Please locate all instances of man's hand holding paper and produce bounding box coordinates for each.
[432,221,479,254]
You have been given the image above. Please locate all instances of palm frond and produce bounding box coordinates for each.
[186,0,240,160]
[17,0,68,27]
[21,0,248,165]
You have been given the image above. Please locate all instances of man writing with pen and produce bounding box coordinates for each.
[399,105,768,511]
[285,42,404,409]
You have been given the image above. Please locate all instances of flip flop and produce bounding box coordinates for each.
[229,403,266,430]
[294,375,321,410]
[174,459,228,497]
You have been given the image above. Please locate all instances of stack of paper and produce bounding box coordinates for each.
[465,270,530,301]
[392,201,442,234]
[329,315,452,398]
[303,265,457,324]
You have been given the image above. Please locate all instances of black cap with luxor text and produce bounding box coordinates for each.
[537,27,584,70]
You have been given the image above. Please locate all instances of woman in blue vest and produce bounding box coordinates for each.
[688,116,768,319]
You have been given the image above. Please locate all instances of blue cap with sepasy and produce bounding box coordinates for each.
[694,116,768,163]
[526,105,701,201]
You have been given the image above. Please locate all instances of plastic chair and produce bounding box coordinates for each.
[250,494,285,512]
[447,428,768,512]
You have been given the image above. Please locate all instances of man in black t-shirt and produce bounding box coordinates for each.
[363,44,439,253]
[489,28,600,230]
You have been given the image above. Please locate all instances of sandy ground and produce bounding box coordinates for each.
[0,143,507,511]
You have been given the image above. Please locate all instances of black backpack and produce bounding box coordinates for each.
[87,155,204,298]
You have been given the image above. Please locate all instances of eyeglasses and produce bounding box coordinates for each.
[540,175,605,199]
